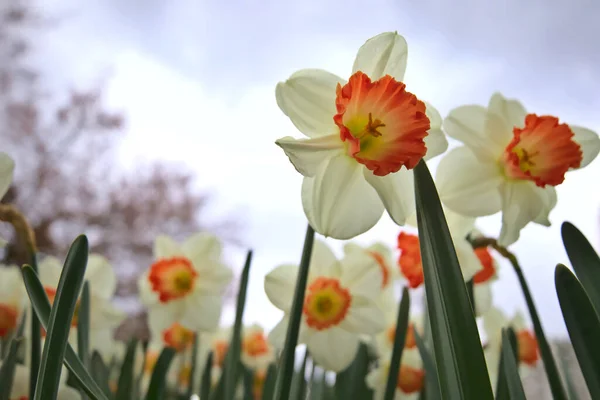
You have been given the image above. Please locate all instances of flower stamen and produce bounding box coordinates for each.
[303,277,351,330]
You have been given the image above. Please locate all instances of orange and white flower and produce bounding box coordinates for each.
[0,265,27,339]
[343,242,398,296]
[471,244,499,316]
[0,362,80,399]
[138,233,233,333]
[437,93,600,246]
[366,349,424,400]
[0,152,15,247]
[375,297,423,359]
[241,324,275,370]
[483,307,539,389]
[265,240,385,372]
[275,32,448,240]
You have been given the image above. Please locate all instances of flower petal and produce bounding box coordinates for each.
[309,240,339,277]
[182,232,222,262]
[147,301,185,333]
[341,296,385,334]
[38,256,63,288]
[195,261,233,294]
[276,69,343,138]
[436,147,504,217]
[363,167,415,226]
[339,251,382,298]
[0,153,14,200]
[498,181,557,246]
[302,154,384,239]
[444,208,476,238]
[352,31,408,81]
[423,102,448,160]
[571,125,600,168]
[307,327,360,372]
[454,238,483,282]
[275,134,344,177]
[181,293,222,332]
[85,254,116,299]
[267,315,289,349]
[154,235,183,259]
[138,271,158,305]
[474,283,493,316]
[488,92,527,129]
[264,264,298,313]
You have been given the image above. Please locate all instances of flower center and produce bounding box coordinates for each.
[213,340,229,367]
[162,322,195,352]
[334,71,430,176]
[386,322,416,349]
[473,248,496,284]
[0,304,18,337]
[303,277,351,330]
[368,250,390,288]
[397,232,423,289]
[397,365,425,394]
[242,332,270,357]
[502,114,582,187]
[517,330,539,366]
[148,256,198,303]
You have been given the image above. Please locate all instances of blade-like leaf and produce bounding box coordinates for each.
[495,328,519,400]
[224,250,253,400]
[201,352,214,400]
[262,364,277,400]
[334,344,371,400]
[562,222,600,313]
[500,329,526,400]
[413,161,493,399]
[144,347,176,400]
[34,235,89,400]
[384,287,410,400]
[20,265,109,400]
[77,282,91,367]
[274,224,315,400]
[291,350,309,400]
[28,253,41,396]
[414,330,441,400]
[0,311,27,400]
[555,264,600,398]
[90,351,113,399]
[115,339,139,400]
[186,332,199,398]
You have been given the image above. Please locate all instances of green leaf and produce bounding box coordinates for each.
[224,250,253,400]
[0,310,27,400]
[200,352,214,400]
[28,252,41,396]
[500,329,526,399]
[90,351,113,399]
[262,363,277,400]
[334,344,371,400]
[555,263,600,398]
[290,350,309,400]
[384,287,410,400]
[115,339,139,400]
[34,235,89,400]
[413,161,493,400]
[495,328,519,400]
[413,330,441,400]
[242,366,254,400]
[78,282,91,380]
[144,347,176,400]
[186,332,199,398]
[20,264,109,400]
[561,222,600,313]
[274,224,315,400]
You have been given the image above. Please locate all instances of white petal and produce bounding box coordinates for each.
[85,254,116,299]
[341,296,385,335]
[488,92,527,129]
[443,105,509,160]
[182,232,222,262]
[275,134,344,177]
[532,186,556,226]
[153,235,183,259]
[352,31,408,81]
[364,168,415,226]
[38,256,64,288]
[444,208,476,238]
[137,271,158,306]
[510,311,528,331]
[309,240,339,277]
[267,315,290,349]
[474,283,493,317]
[302,154,384,240]
[571,126,600,168]
[339,251,382,298]
[264,264,298,313]
[483,306,507,343]
[0,152,15,200]
[454,238,483,282]
[423,103,448,160]
[498,181,557,246]
[436,147,504,217]
[181,293,222,332]
[307,327,360,372]
[275,69,343,138]
[147,301,185,334]
[89,295,126,330]
[194,261,233,294]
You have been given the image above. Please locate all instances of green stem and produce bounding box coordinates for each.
[29,250,41,397]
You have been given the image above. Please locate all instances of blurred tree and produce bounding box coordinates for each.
[0,0,242,339]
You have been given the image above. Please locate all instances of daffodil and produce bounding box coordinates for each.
[365,349,424,400]
[471,244,499,316]
[138,233,233,333]
[265,240,385,372]
[0,265,27,339]
[375,295,423,358]
[241,323,275,370]
[437,92,600,246]
[0,152,15,247]
[0,362,81,399]
[343,242,398,295]
[275,32,448,240]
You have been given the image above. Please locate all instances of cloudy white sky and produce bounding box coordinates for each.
[34,0,600,338]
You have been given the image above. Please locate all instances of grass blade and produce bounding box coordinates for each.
[90,351,113,398]
[77,282,91,368]
[144,347,176,400]
[413,161,493,399]
[495,328,519,400]
[414,330,441,400]
[262,364,277,400]
[334,344,370,400]
[500,329,526,400]
[200,352,214,400]
[115,339,139,400]
[34,235,89,400]
[555,263,600,398]
[274,224,315,400]
[0,311,27,400]
[384,287,410,400]
[28,252,41,396]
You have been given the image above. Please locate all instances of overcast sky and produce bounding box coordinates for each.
[34,0,600,338]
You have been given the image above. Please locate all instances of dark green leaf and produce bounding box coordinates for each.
[495,328,519,400]
[201,352,213,400]
[334,344,371,400]
[0,310,27,400]
[262,363,277,400]
[384,287,410,400]
[562,222,600,313]
[413,161,493,399]
[290,349,309,400]
[28,252,41,396]
[77,282,91,368]
[500,329,526,399]
[274,224,315,400]
[555,264,600,398]
[414,330,441,400]
[90,351,113,399]
[144,347,176,400]
[34,235,89,400]
[243,366,254,400]
[115,339,139,400]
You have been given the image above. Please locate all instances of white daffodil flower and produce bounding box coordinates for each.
[0,265,27,339]
[275,32,448,240]
[240,323,275,371]
[343,241,398,296]
[365,349,424,400]
[436,92,600,246]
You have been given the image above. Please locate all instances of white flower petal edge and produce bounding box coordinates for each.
[474,283,493,316]
[352,31,408,82]
[571,126,600,168]
[275,69,344,138]
[154,235,183,258]
[423,102,448,161]
[275,134,344,177]
[264,264,298,313]
[302,154,384,239]
[306,327,360,372]
[488,92,527,129]
[363,167,415,226]
[0,152,15,199]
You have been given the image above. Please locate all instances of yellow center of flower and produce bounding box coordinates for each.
[334,71,430,176]
[162,322,195,352]
[148,256,198,303]
[303,277,351,330]
[242,331,270,358]
[0,303,18,337]
[502,114,582,187]
[517,330,539,366]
